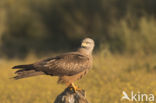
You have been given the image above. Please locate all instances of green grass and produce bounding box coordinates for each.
[0,53,156,103]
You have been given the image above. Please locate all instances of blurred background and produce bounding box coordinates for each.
[0,0,156,103]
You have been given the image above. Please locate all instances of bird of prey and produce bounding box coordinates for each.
[12,38,95,91]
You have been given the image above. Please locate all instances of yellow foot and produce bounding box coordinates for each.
[68,83,81,92]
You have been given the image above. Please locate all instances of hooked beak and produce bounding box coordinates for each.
[81,42,87,47]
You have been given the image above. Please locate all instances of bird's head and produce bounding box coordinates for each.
[80,38,95,54]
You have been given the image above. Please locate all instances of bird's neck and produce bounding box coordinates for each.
[78,48,92,56]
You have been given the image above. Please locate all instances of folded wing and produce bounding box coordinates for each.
[33,52,91,76]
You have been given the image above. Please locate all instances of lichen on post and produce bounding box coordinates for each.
[54,87,89,103]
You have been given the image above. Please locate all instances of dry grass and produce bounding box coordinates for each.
[0,52,156,103]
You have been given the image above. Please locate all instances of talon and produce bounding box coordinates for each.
[68,83,81,92]
[69,87,73,91]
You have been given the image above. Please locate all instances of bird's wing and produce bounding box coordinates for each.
[33,52,92,76]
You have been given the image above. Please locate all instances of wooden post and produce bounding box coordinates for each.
[54,87,89,103]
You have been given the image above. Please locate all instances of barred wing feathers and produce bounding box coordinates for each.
[34,52,92,76]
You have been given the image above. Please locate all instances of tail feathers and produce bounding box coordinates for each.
[13,69,45,80]
[12,64,34,69]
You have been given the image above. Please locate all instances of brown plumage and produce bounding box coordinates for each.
[12,38,95,88]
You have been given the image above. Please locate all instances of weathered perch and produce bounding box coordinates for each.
[54,87,89,103]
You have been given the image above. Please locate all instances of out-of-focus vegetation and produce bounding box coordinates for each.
[0,53,156,103]
[0,0,156,58]
[0,0,156,103]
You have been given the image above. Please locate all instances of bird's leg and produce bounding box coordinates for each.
[68,83,81,92]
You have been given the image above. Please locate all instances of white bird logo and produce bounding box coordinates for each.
[121,91,130,101]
